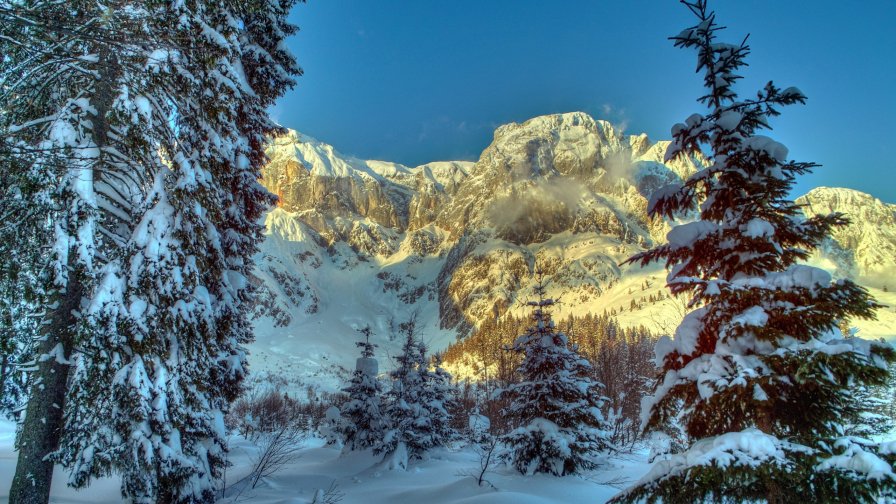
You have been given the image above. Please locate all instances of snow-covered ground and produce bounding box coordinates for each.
[0,418,650,503]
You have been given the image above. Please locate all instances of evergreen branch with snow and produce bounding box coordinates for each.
[612,1,896,502]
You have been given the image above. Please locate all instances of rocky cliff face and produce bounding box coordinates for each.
[796,187,896,287]
[257,113,712,334]
[249,112,896,386]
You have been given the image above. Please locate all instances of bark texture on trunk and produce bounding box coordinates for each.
[8,280,80,504]
[9,44,118,504]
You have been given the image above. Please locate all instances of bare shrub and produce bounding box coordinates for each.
[224,390,310,499]
[471,434,499,488]
[311,481,345,504]
[247,419,308,489]
[228,388,307,440]
[227,382,350,442]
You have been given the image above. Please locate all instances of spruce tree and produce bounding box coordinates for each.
[1,1,300,502]
[0,89,44,418]
[0,252,40,419]
[0,251,41,419]
[419,351,459,449]
[339,326,386,451]
[0,154,43,418]
[58,2,299,502]
[2,3,126,501]
[499,275,613,476]
[378,319,455,467]
[378,323,427,467]
[612,2,896,502]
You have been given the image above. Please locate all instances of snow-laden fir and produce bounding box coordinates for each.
[0,1,300,502]
[499,277,614,476]
[334,326,387,452]
[611,1,896,502]
[374,318,457,469]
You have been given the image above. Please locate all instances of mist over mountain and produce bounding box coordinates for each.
[249,112,896,388]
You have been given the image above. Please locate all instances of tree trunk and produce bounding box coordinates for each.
[8,279,81,504]
[0,353,8,409]
[0,311,13,408]
[0,353,8,407]
[0,311,11,406]
[9,42,117,504]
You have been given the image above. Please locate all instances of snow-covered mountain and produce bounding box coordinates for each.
[248,112,896,389]
[797,187,896,287]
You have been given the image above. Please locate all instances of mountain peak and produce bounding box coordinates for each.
[799,186,892,208]
[492,111,620,142]
[251,116,896,388]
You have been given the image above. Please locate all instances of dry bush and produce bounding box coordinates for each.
[227,384,349,441]
[247,420,308,490]
[228,388,307,440]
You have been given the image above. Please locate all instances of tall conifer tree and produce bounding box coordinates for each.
[1,1,300,502]
[1,3,136,501]
[339,326,386,451]
[0,148,42,418]
[420,352,458,450]
[379,319,455,467]
[499,275,613,476]
[613,2,896,502]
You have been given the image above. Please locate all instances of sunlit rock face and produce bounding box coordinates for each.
[254,112,896,359]
[796,187,896,287]
[258,113,687,334]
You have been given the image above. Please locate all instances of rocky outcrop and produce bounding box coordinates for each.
[254,113,895,339]
[796,187,896,287]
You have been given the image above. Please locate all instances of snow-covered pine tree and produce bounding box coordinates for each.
[378,322,426,468]
[378,318,455,467]
[55,2,300,502]
[0,1,300,502]
[338,326,386,451]
[0,74,45,419]
[419,351,459,450]
[612,2,896,502]
[499,275,613,476]
[842,330,896,439]
[0,263,39,419]
[1,2,130,501]
[0,243,39,420]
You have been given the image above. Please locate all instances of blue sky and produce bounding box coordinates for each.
[274,1,896,202]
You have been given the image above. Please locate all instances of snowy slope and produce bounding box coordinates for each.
[0,417,650,503]
[248,112,896,389]
[250,209,458,391]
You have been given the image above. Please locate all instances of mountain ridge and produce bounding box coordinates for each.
[249,112,896,389]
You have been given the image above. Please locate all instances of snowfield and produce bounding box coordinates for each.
[0,418,650,503]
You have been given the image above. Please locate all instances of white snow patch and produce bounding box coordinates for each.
[667,221,718,248]
[742,135,788,162]
[731,306,768,328]
[816,438,895,481]
[743,218,774,238]
[633,429,800,488]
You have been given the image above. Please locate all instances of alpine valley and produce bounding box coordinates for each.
[249,112,896,389]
